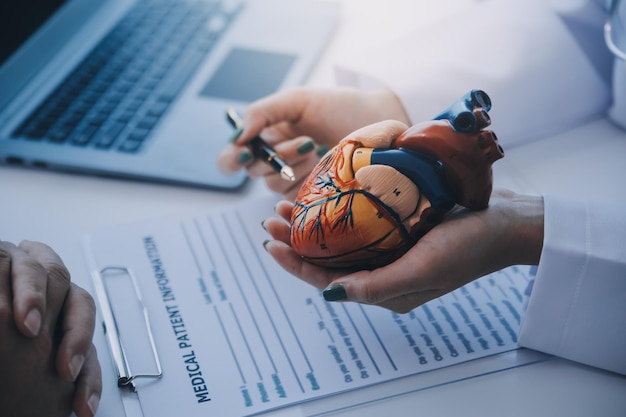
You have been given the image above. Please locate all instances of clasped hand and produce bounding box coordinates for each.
[0,240,101,417]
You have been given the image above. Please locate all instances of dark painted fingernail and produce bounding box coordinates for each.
[237,149,252,164]
[262,240,271,252]
[316,144,330,157]
[323,284,347,301]
[261,220,267,232]
[297,139,315,155]
[229,126,243,142]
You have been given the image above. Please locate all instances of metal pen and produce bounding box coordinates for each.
[226,108,295,182]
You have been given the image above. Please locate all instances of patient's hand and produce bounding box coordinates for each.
[0,241,101,417]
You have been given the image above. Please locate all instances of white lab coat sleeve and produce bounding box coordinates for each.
[334,0,611,148]
[518,195,626,375]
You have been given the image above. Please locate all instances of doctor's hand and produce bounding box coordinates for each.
[0,240,102,417]
[262,189,544,314]
[217,86,411,200]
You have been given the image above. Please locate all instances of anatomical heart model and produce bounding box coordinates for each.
[290,90,504,269]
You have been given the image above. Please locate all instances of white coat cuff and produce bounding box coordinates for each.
[519,195,626,374]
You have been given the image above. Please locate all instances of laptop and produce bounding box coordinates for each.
[0,0,338,189]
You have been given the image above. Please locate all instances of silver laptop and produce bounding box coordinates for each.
[0,0,338,189]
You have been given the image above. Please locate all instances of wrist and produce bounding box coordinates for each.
[367,88,412,125]
[506,192,545,265]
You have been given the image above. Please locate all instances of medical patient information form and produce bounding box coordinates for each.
[85,196,532,417]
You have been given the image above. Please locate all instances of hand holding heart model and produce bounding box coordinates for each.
[289,90,505,269]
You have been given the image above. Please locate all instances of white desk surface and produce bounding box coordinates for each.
[2,1,626,416]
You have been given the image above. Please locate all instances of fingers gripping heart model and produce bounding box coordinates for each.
[289,90,505,269]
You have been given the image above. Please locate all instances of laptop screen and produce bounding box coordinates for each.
[0,0,69,66]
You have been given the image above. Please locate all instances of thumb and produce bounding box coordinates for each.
[344,120,408,148]
[236,88,310,145]
[322,258,445,313]
[321,259,415,305]
[322,241,445,300]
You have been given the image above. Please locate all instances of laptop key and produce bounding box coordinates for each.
[146,101,169,118]
[136,115,160,131]
[47,123,74,143]
[70,124,99,146]
[118,137,144,153]
[93,122,126,149]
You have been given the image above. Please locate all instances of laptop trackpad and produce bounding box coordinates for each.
[199,47,296,103]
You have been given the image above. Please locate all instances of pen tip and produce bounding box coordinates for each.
[281,166,296,182]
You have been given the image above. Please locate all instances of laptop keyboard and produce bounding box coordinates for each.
[12,0,242,153]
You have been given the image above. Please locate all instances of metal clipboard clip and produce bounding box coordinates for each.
[92,266,163,392]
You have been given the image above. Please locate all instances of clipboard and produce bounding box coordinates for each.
[92,265,163,392]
